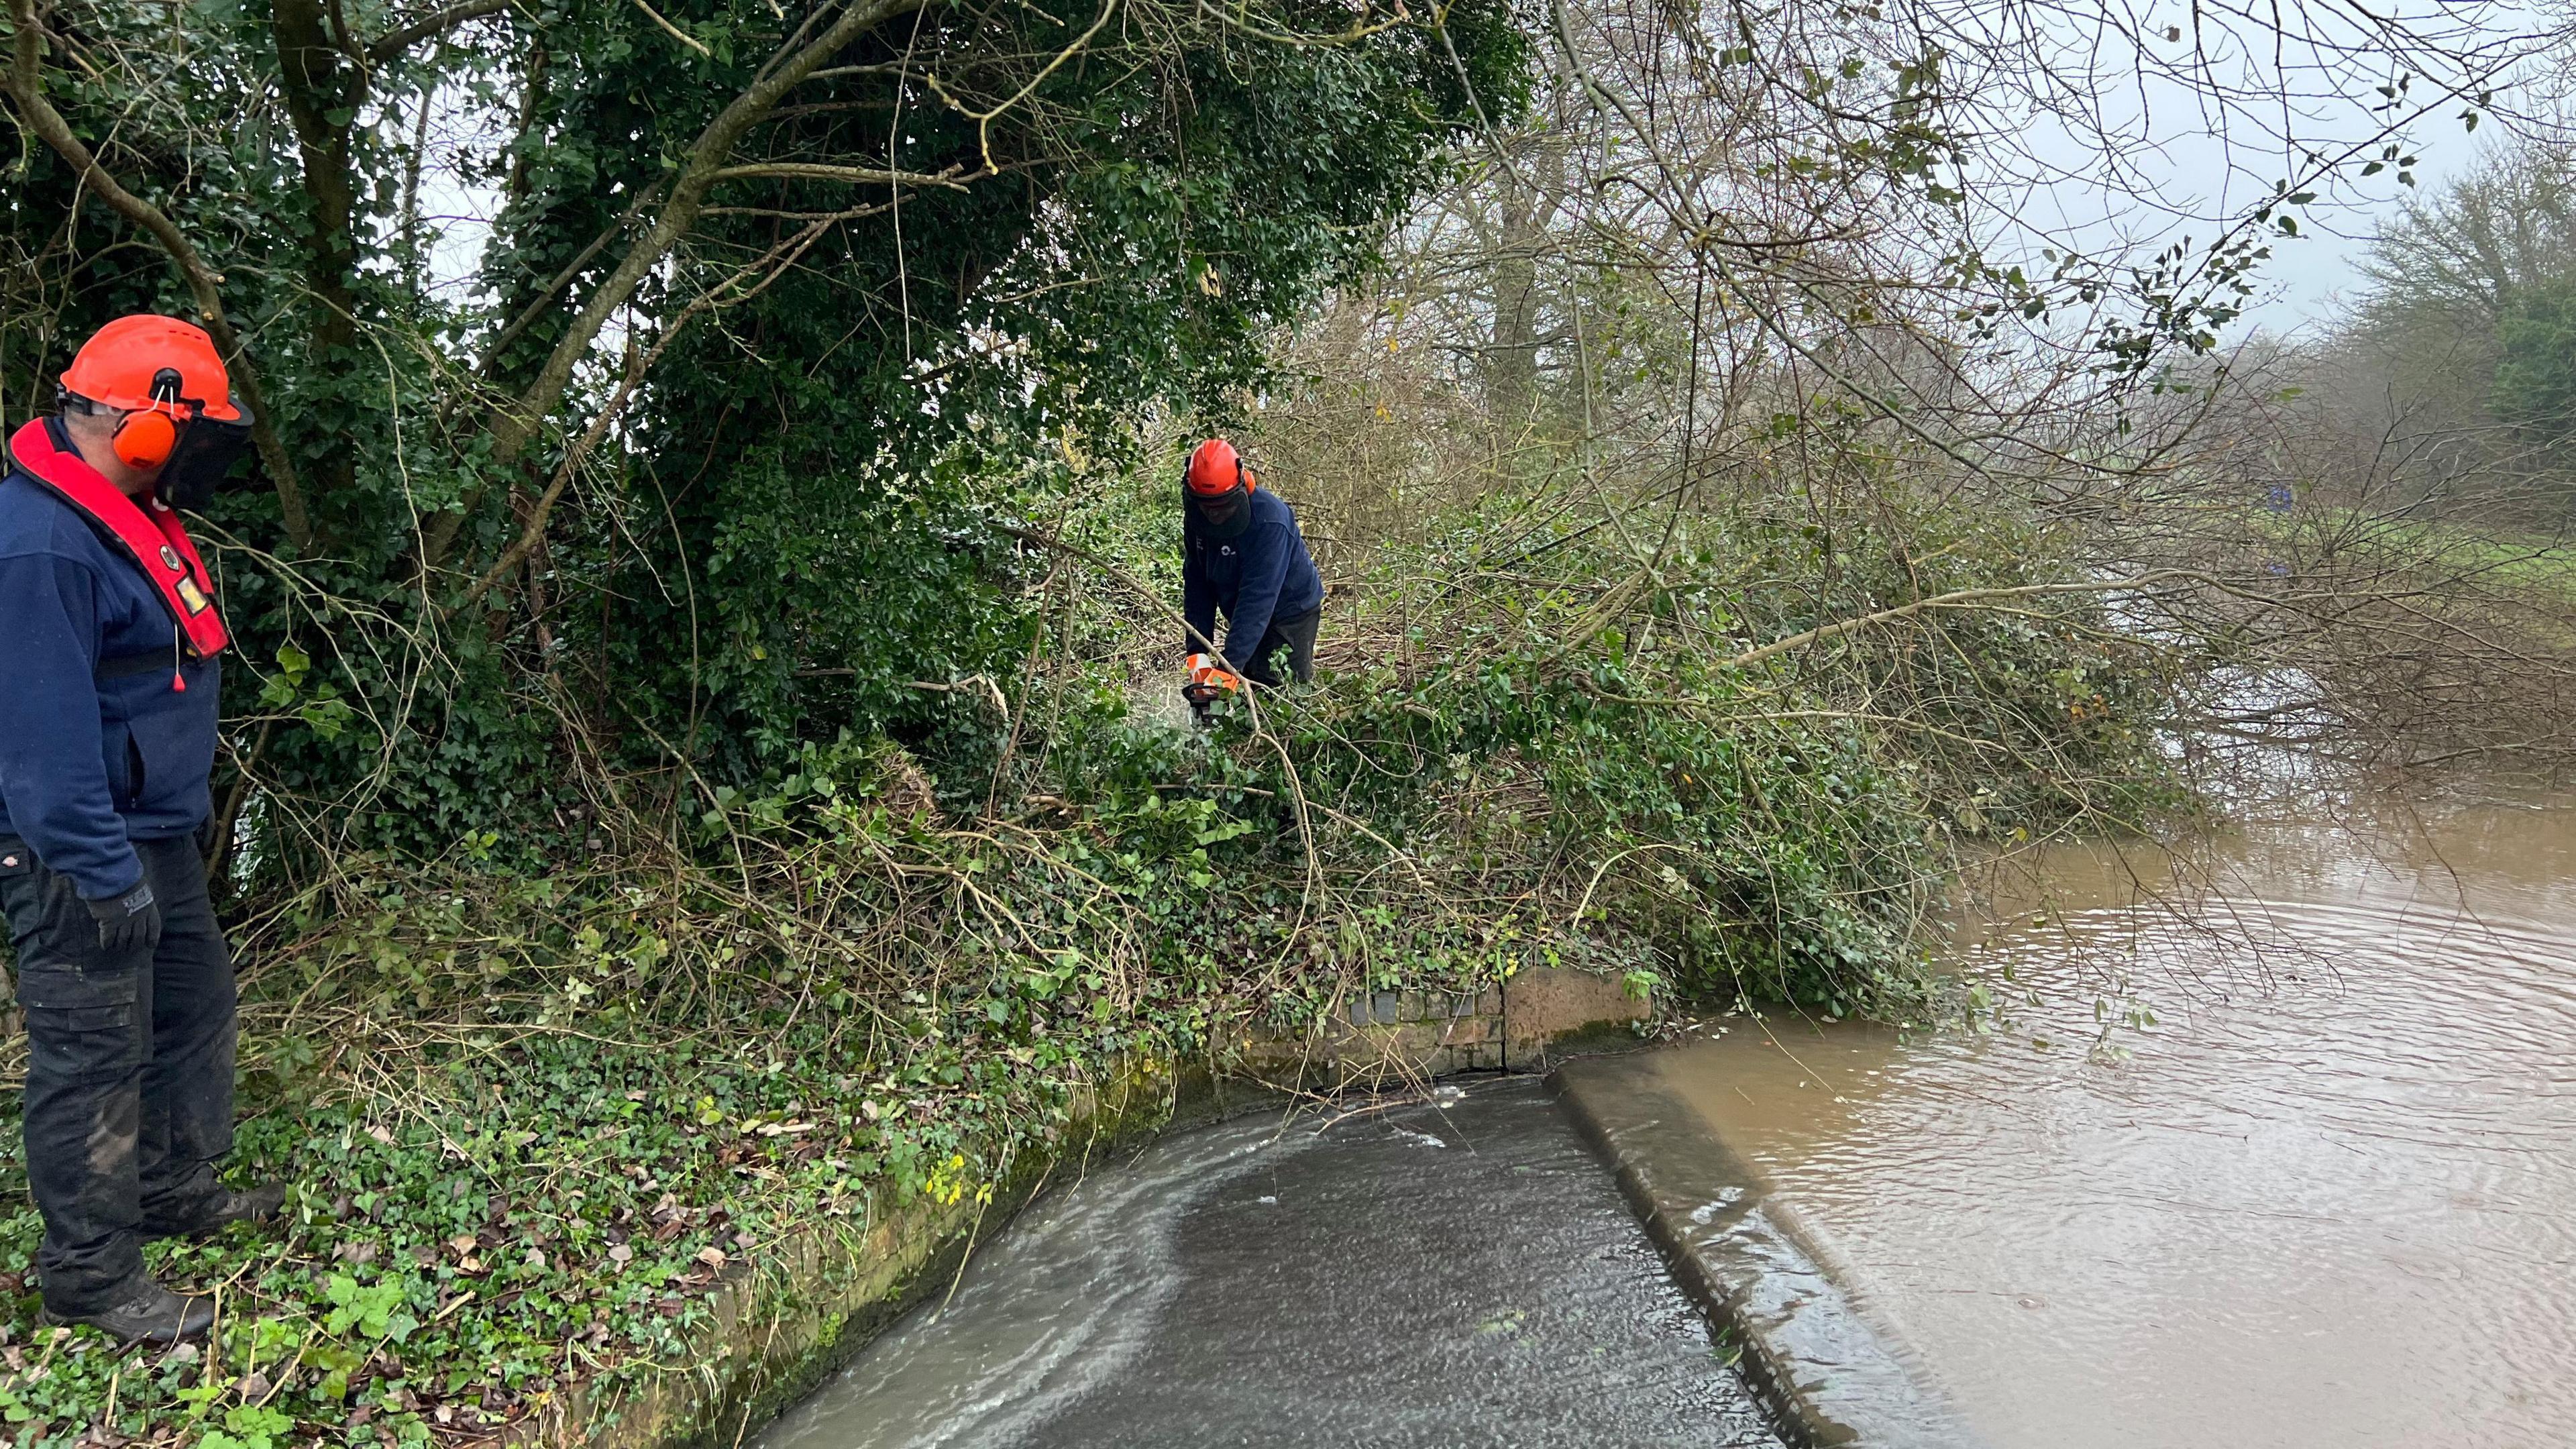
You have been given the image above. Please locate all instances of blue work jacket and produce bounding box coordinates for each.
[0,445,222,900]
[1182,488,1324,672]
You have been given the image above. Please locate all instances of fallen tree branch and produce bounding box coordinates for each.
[1723,572,2191,671]
[992,522,1322,904]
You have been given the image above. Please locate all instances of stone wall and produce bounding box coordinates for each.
[1236,965,1652,1087]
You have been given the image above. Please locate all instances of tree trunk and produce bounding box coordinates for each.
[272,0,367,517]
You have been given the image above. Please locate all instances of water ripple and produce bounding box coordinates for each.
[1652,804,2576,1449]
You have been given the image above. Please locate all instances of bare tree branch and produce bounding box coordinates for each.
[1721,575,2194,671]
[707,161,973,189]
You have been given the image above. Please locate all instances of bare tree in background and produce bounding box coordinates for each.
[1240,0,2576,797]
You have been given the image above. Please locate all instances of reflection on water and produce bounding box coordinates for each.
[1652,802,2576,1449]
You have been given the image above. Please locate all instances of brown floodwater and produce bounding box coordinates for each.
[1647,800,2576,1449]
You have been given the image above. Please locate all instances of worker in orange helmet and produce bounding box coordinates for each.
[1179,438,1324,712]
[0,315,282,1343]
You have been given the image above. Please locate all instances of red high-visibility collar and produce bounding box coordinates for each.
[6,417,229,663]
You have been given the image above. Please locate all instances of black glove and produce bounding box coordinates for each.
[85,879,162,955]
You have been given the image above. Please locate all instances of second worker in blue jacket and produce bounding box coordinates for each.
[1180,438,1324,700]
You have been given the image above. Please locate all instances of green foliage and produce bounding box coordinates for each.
[321,1275,419,1345]
[1,0,1525,869]
[199,1404,294,1449]
[1209,489,2178,1016]
[2329,138,2576,513]
[0,1025,1075,1443]
[0,6,2200,1438]
[2495,276,2576,451]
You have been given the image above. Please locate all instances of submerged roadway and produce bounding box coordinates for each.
[755,1077,1783,1449]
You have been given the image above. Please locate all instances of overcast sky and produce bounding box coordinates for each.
[2237,130,2491,335]
[1960,0,2558,342]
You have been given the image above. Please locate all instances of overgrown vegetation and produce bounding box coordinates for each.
[1,0,2554,1439]
[0,465,2179,1442]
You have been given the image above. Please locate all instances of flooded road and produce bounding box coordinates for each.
[757,1078,1780,1449]
[1640,801,2576,1448]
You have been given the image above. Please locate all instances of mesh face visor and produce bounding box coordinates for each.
[1195,486,1244,524]
[1189,478,1252,539]
[158,398,254,509]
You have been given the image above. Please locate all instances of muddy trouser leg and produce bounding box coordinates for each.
[2,835,233,1313]
[133,837,236,1235]
[1241,606,1322,688]
[5,838,152,1313]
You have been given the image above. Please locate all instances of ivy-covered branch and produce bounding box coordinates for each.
[420,0,932,572]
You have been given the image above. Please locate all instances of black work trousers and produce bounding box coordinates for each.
[1,834,236,1313]
[1239,605,1322,688]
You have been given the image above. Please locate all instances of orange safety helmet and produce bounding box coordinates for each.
[1185,437,1254,496]
[59,315,242,470]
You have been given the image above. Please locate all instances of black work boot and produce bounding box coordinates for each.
[43,1279,215,1344]
[144,1181,289,1240]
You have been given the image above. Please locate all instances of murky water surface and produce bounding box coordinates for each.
[1652,802,2576,1449]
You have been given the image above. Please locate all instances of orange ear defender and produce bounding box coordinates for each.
[107,366,191,469]
[111,409,179,469]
